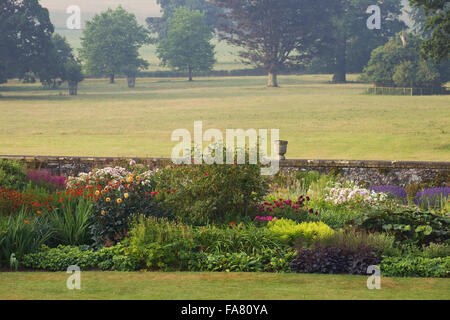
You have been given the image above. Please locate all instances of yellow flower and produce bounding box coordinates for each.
[106,197,111,202]
[124,193,129,199]
[95,190,100,196]
[126,176,133,183]
[117,198,123,204]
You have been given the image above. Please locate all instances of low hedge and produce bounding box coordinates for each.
[21,245,140,272]
[188,248,296,273]
[381,256,450,278]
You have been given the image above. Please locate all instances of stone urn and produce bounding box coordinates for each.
[274,140,288,160]
[68,81,78,96]
[127,76,136,88]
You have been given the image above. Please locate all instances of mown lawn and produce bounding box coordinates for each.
[0,74,449,161]
[0,272,448,300]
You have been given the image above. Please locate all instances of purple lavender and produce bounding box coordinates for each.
[415,187,450,207]
[370,186,407,199]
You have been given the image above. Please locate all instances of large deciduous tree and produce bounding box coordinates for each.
[157,7,215,81]
[410,0,449,62]
[320,0,404,83]
[209,0,330,87]
[147,0,222,41]
[0,0,54,84]
[38,34,75,88]
[362,32,448,88]
[79,6,150,83]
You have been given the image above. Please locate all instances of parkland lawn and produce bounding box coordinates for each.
[0,272,448,300]
[0,74,449,161]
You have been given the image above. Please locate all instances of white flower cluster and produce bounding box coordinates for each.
[325,185,386,205]
[66,166,154,188]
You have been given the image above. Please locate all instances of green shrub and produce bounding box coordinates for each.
[128,216,284,270]
[420,243,450,259]
[398,242,450,259]
[91,179,167,248]
[21,244,140,271]
[316,207,363,230]
[0,209,52,267]
[192,223,283,254]
[189,248,296,273]
[290,245,381,275]
[152,162,268,225]
[267,218,335,246]
[315,228,400,256]
[381,256,449,278]
[47,197,93,246]
[129,216,195,270]
[352,209,449,246]
[0,159,26,190]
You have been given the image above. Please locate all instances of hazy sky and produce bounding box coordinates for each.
[40,0,162,16]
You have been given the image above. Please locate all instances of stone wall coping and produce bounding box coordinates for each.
[1,155,449,170]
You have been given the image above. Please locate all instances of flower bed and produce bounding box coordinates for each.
[0,160,448,277]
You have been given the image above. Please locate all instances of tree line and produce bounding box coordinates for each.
[0,0,448,94]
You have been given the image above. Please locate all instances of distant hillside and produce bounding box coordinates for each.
[41,0,161,29]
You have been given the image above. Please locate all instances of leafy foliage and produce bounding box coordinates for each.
[267,219,335,246]
[79,6,150,82]
[157,7,215,81]
[38,34,76,88]
[47,198,93,246]
[210,0,330,86]
[362,32,448,87]
[381,255,449,278]
[314,0,404,82]
[90,177,167,248]
[0,159,26,190]
[410,0,449,63]
[147,0,221,40]
[152,162,268,225]
[189,249,296,272]
[0,0,54,83]
[290,245,381,275]
[353,209,450,245]
[129,216,285,270]
[22,244,140,271]
[0,210,52,267]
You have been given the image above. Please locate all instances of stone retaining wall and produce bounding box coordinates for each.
[1,155,449,187]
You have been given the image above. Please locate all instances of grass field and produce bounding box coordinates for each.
[0,272,448,300]
[0,74,449,161]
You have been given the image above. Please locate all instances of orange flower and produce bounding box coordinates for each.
[36,211,42,215]
[117,198,123,204]
[101,210,105,216]
[229,221,236,226]
[24,220,30,224]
